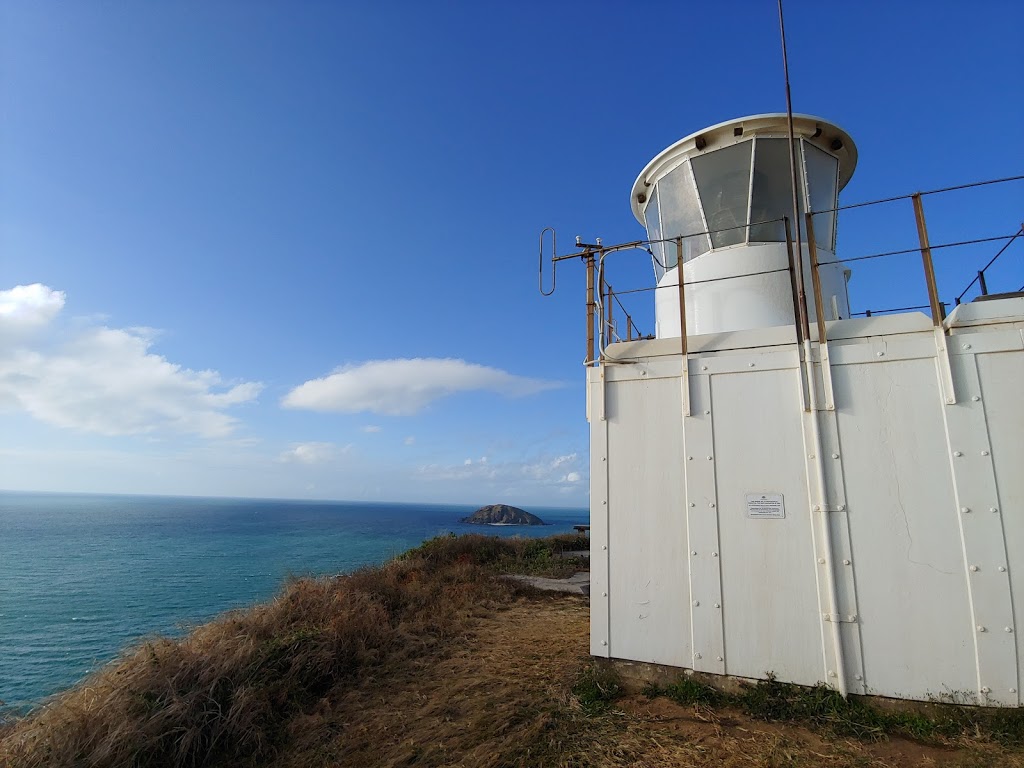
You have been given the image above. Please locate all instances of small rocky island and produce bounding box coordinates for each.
[461,504,547,526]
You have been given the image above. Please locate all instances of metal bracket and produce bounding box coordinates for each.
[934,326,957,405]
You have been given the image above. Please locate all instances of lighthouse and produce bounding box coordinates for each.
[562,115,1024,707]
[631,114,855,337]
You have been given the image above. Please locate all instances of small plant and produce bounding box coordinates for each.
[643,671,1024,747]
[572,665,622,715]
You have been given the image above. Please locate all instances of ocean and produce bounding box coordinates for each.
[0,492,588,715]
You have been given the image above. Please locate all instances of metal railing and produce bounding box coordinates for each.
[539,175,1023,366]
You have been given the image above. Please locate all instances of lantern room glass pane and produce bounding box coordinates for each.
[643,187,668,282]
[803,141,839,251]
[749,137,804,243]
[691,141,752,249]
[656,161,710,265]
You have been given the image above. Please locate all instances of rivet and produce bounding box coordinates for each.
[714,602,721,608]
[707,455,713,460]
[963,343,972,350]
[689,502,695,507]
[602,592,607,597]
[838,505,846,511]
[981,686,990,694]
[688,456,693,460]
[1006,627,1014,633]
[704,410,710,415]
[970,565,979,572]
[823,613,829,619]
[813,505,822,512]
[701,365,708,371]
[601,456,606,461]
[854,674,863,681]
[991,507,999,513]
[961,507,971,513]
[842,559,851,565]
[602,640,608,646]
[876,351,884,357]
[716,655,723,662]
[693,600,700,607]
[709,502,716,508]
[712,551,719,557]
[946,397,955,404]
[640,370,647,376]
[953,451,963,457]
[602,500,607,505]
[999,566,1007,573]
[972,395,980,402]
[602,545,607,550]
[1011,688,1018,694]
[694,652,702,660]
[981,450,990,456]
[691,550,697,556]
[848,615,857,622]
[808,454,815,459]
[828,670,837,677]
[818,558,826,564]
[748,362,755,367]
[832,453,840,459]
[978,625,987,633]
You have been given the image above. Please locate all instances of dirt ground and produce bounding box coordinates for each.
[275,594,1023,767]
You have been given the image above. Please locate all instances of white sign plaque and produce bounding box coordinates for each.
[746,493,785,519]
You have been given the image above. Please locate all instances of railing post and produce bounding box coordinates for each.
[911,193,945,325]
[606,282,614,347]
[978,270,989,297]
[784,217,808,344]
[805,213,828,345]
[676,237,690,417]
[675,238,688,354]
[585,253,595,365]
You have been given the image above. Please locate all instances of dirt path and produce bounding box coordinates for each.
[275,594,1022,767]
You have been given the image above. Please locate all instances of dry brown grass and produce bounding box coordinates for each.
[0,536,524,767]
[3,533,1021,768]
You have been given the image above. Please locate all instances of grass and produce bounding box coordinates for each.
[0,533,587,768]
[6,533,1023,767]
[643,672,1024,747]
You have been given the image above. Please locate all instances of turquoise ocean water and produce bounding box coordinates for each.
[0,492,588,715]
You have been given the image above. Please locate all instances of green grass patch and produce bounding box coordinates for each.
[572,665,623,715]
[645,673,1024,746]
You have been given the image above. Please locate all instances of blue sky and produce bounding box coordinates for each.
[1,1,1021,506]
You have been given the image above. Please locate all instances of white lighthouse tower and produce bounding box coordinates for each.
[632,114,856,337]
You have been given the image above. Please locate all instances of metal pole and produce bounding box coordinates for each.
[784,217,807,344]
[978,270,989,297]
[911,193,945,325]
[805,214,828,345]
[585,254,595,364]
[676,238,688,357]
[778,0,807,341]
[606,282,614,347]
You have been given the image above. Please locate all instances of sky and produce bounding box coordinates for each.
[1,1,1022,506]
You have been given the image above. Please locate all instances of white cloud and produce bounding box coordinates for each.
[281,358,563,415]
[418,451,586,491]
[278,442,348,464]
[0,284,65,330]
[403,436,415,446]
[0,284,262,438]
[361,425,382,433]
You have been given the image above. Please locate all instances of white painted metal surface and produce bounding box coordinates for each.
[589,299,1024,706]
